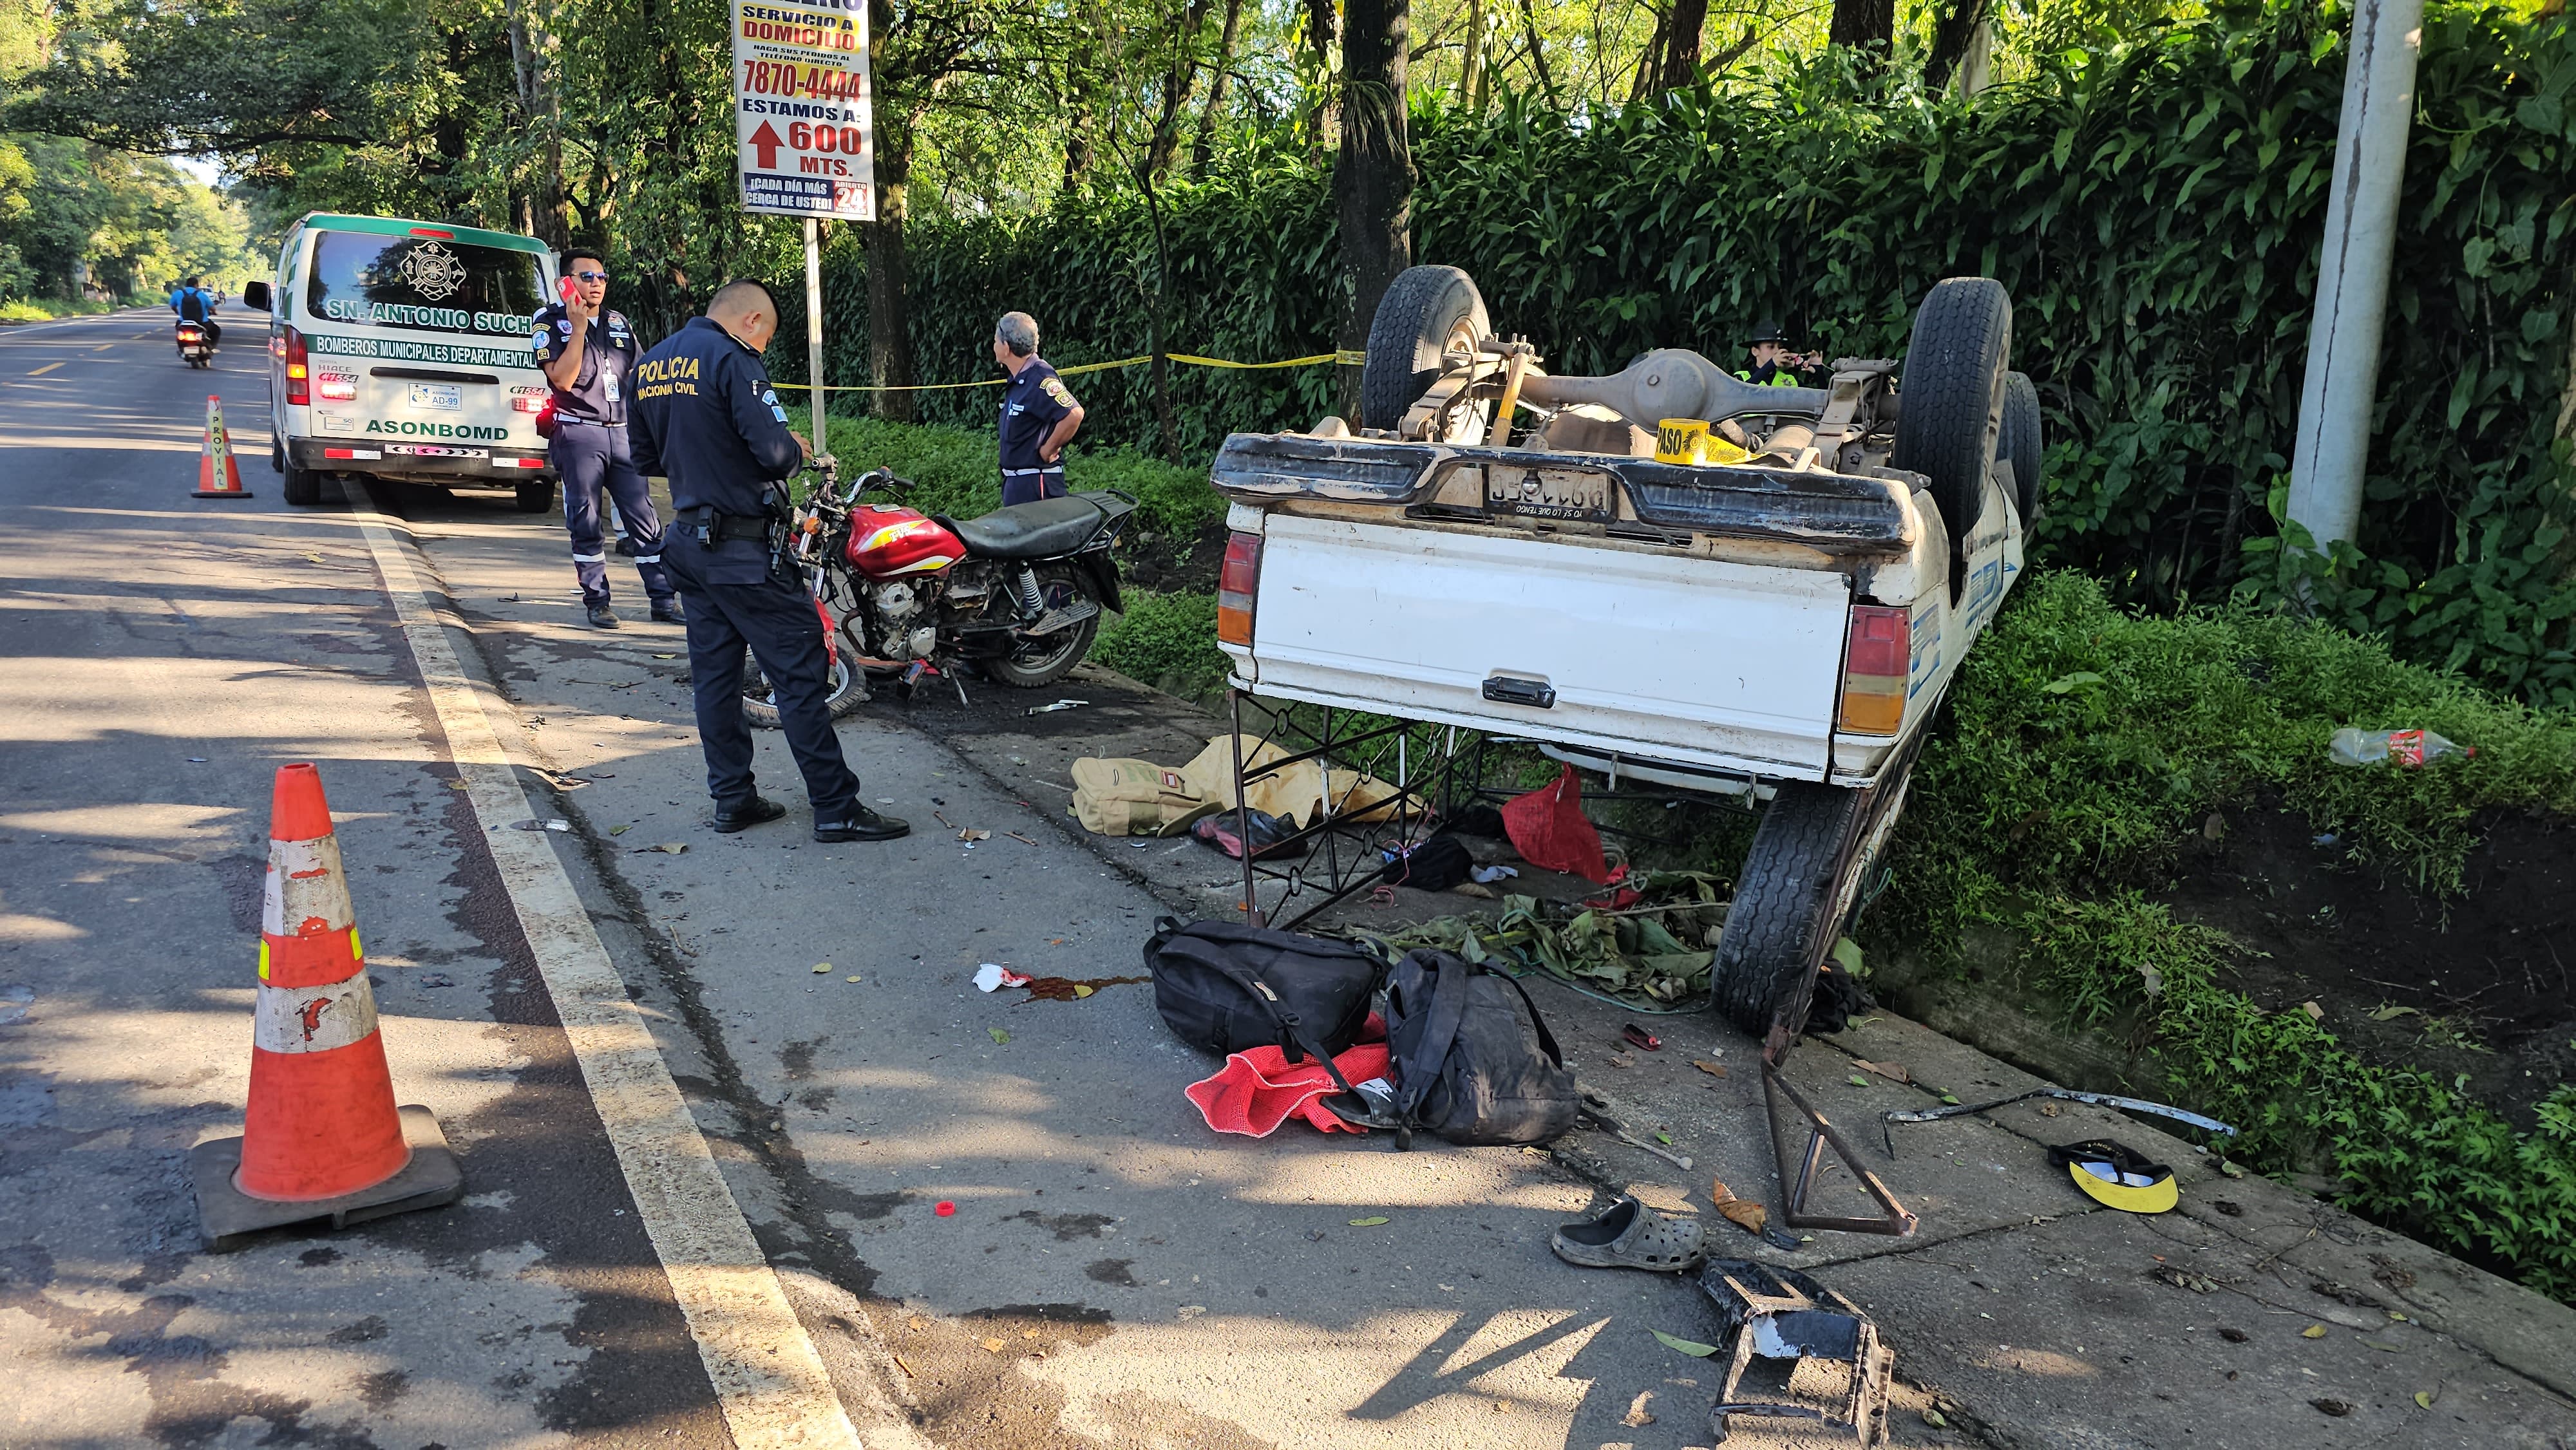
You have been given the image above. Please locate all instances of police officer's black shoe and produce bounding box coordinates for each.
[813,805,910,843]
[650,599,685,625]
[712,795,788,833]
[587,604,621,629]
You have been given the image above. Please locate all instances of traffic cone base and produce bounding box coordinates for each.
[191,1105,463,1252]
[192,393,254,500]
[191,763,461,1251]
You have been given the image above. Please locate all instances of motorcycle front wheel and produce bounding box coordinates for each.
[981,564,1101,688]
[741,645,869,730]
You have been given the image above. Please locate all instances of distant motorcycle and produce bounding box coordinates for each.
[742,457,1134,727]
[175,321,214,369]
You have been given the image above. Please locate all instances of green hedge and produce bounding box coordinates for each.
[1871,570,2576,1301]
[778,0,2576,708]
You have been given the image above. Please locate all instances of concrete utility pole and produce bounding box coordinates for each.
[2286,0,2426,554]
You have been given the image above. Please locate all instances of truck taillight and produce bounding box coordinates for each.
[1217,531,1262,646]
[1837,605,1909,735]
[282,325,310,405]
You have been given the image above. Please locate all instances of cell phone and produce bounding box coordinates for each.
[557,275,580,305]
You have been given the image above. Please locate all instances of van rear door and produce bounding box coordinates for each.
[296,225,550,464]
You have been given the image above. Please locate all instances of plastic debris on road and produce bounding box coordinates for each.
[974,963,1032,992]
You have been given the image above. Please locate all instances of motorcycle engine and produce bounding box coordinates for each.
[867,579,938,659]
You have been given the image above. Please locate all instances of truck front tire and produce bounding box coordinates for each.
[1361,265,1491,433]
[1892,278,2012,554]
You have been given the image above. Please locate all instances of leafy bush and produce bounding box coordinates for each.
[1090,590,1230,700]
[790,410,1225,541]
[787,0,2576,708]
[1870,570,2576,1301]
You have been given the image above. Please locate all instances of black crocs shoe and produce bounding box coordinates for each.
[712,796,788,833]
[813,805,910,843]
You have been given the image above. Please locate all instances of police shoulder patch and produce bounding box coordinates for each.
[1040,375,1076,408]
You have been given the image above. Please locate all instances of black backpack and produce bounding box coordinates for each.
[1144,918,1384,1071]
[1383,948,1579,1147]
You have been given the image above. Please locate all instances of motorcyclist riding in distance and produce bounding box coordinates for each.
[169,276,222,348]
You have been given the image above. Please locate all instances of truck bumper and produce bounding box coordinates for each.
[290,438,554,489]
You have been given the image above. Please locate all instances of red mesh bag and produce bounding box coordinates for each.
[1501,764,1611,883]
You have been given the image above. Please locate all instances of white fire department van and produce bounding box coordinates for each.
[242,214,560,511]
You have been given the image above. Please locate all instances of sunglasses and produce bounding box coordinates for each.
[572,270,609,282]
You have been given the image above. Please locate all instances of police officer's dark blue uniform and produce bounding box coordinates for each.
[533,263,675,628]
[994,312,1083,505]
[627,283,907,843]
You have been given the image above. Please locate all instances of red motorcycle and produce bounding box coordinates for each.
[743,457,1135,726]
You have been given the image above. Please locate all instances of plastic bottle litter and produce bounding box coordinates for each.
[2329,728,2474,767]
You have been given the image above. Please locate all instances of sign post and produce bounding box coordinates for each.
[731,0,874,426]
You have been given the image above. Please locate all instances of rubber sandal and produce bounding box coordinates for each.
[1549,1195,1707,1272]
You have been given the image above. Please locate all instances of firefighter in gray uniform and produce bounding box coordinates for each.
[534,246,677,628]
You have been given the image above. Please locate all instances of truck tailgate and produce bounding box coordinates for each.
[1243,514,1852,778]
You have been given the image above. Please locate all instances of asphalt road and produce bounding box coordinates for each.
[8,306,2572,1450]
[0,309,1869,1450]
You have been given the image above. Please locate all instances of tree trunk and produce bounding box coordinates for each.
[1660,0,1709,91]
[1629,5,1667,102]
[866,140,917,422]
[1516,0,1558,106]
[1923,0,1993,91]
[1146,0,1213,182]
[1459,0,1484,107]
[1828,0,1894,62]
[1191,0,1245,174]
[1305,0,1339,151]
[1334,0,1414,421]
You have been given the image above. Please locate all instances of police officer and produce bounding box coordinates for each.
[534,247,679,630]
[992,311,1086,505]
[1737,319,1821,389]
[629,280,908,843]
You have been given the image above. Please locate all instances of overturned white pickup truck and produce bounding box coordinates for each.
[1210,267,2040,1039]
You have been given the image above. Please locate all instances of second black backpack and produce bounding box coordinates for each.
[1143,917,1384,1064]
[1383,948,1579,1147]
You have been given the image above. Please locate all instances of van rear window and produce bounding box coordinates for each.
[305,232,542,338]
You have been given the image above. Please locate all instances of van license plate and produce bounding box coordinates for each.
[408,383,462,411]
[384,444,488,459]
[1485,465,1616,523]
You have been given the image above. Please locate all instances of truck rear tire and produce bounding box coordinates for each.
[1710,782,1867,1039]
[2001,370,2043,533]
[515,480,556,514]
[281,465,323,507]
[1361,265,1490,432]
[1892,278,2012,551]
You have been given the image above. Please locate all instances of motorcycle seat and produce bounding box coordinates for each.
[948,495,1108,560]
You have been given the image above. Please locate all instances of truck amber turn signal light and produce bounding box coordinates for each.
[1217,532,1262,646]
[1837,604,1909,735]
[282,326,310,406]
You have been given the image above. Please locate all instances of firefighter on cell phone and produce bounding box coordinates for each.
[991,310,1086,505]
[533,246,679,630]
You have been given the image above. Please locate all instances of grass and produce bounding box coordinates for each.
[0,296,119,323]
[1871,570,2576,1302]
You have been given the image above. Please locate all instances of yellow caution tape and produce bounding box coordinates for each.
[786,351,1340,393]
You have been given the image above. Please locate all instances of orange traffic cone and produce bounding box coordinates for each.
[191,394,253,500]
[191,764,461,1250]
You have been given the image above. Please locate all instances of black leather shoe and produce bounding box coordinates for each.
[650,599,685,625]
[587,604,620,629]
[712,796,788,833]
[813,805,910,843]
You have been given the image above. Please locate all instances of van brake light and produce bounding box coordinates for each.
[1837,605,1909,735]
[1217,532,1261,646]
[282,325,310,405]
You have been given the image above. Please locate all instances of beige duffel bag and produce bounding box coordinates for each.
[1069,757,1216,836]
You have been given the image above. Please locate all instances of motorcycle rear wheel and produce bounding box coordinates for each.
[982,565,1099,688]
[741,645,868,730]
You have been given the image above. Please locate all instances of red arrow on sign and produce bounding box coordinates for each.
[748,120,784,170]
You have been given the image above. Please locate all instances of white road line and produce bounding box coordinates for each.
[349,491,862,1450]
